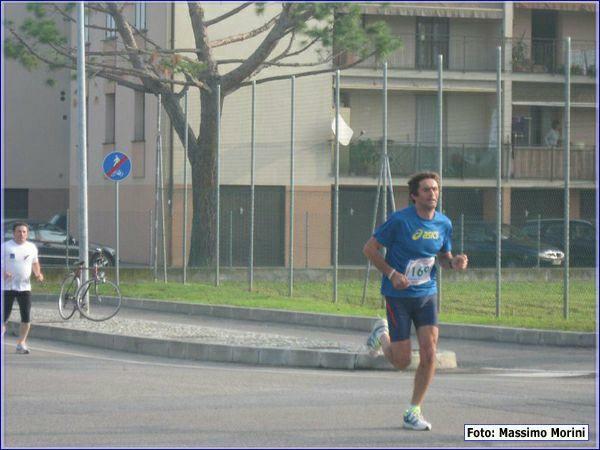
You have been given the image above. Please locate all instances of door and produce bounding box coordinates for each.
[219,186,285,267]
[531,11,557,72]
[416,18,449,70]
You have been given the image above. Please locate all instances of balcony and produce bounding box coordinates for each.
[510,37,596,76]
[511,145,595,181]
[345,33,501,72]
[344,139,595,182]
[346,140,498,179]
[338,34,596,77]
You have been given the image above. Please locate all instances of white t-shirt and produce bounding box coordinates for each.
[1,239,39,291]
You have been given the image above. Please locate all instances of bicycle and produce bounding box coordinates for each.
[58,253,122,321]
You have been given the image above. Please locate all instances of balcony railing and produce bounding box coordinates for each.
[346,140,500,179]
[338,34,596,76]
[509,37,596,75]
[348,33,501,72]
[344,140,596,182]
[511,145,596,181]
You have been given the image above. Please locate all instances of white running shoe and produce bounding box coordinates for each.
[16,344,30,355]
[366,318,388,355]
[403,408,432,431]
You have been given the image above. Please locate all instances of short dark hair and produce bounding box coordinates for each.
[12,222,29,232]
[408,172,441,204]
[552,120,560,129]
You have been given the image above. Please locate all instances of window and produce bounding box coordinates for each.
[105,93,116,143]
[3,189,28,218]
[134,91,145,141]
[106,13,116,39]
[416,18,449,70]
[135,3,147,31]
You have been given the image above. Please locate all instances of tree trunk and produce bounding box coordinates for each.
[188,83,220,267]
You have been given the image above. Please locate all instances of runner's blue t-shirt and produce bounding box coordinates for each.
[373,206,453,298]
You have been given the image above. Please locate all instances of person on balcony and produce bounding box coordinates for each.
[544,120,561,148]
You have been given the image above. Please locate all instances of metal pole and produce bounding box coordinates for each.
[158,95,167,283]
[182,92,188,283]
[76,2,89,289]
[66,208,70,269]
[216,84,221,286]
[460,213,464,254]
[115,181,120,286]
[289,76,295,297]
[536,214,541,268]
[229,210,233,268]
[495,46,502,318]
[361,149,386,305]
[563,37,571,319]
[249,81,256,291]
[437,54,443,313]
[153,94,161,282]
[333,70,340,303]
[305,211,309,269]
[382,62,388,224]
[148,209,153,267]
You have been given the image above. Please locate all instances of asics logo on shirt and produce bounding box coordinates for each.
[411,229,439,240]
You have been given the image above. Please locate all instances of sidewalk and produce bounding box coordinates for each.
[5,294,595,372]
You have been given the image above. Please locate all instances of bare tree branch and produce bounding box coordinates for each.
[239,51,377,87]
[187,2,218,77]
[270,36,320,63]
[203,1,253,27]
[209,14,279,48]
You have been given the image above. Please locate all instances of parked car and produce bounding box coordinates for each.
[48,212,67,230]
[454,221,565,268]
[2,219,115,267]
[520,219,596,267]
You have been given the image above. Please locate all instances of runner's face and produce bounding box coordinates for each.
[13,226,28,244]
[413,178,439,210]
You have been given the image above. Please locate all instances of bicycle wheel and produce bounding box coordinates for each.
[58,273,80,320]
[76,279,122,322]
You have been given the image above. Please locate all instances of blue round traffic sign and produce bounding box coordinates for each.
[103,151,131,181]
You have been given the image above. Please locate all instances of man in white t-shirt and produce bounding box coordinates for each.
[2,222,44,354]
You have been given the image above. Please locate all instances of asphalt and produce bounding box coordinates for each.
[3,294,596,372]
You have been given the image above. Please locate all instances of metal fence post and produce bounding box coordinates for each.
[333,70,340,303]
[495,46,503,318]
[249,80,256,291]
[289,76,295,297]
[182,91,188,283]
[437,54,443,313]
[216,84,221,286]
[563,37,571,319]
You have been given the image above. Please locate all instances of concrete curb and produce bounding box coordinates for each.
[32,294,596,348]
[5,321,457,371]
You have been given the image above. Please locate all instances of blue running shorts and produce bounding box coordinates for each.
[385,294,438,341]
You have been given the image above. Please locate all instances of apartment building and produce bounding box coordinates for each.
[3,2,597,267]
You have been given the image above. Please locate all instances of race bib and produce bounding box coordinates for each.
[404,257,435,286]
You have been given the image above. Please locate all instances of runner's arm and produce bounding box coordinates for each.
[438,251,468,270]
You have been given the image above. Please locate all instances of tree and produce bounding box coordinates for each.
[5,2,400,266]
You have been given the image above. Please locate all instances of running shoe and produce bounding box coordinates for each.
[403,408,432,431]
[16,344,30,355]
[366,318,388,354]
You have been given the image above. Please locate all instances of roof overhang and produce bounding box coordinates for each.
[359,3,503,20]
[514,3,596,12]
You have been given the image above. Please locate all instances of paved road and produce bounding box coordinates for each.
[3,338,596,448]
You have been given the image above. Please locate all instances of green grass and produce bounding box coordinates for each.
[36,278,596,332]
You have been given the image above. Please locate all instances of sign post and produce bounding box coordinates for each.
[103,151,132,285]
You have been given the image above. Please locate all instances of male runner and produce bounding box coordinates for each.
[363,172,468,430]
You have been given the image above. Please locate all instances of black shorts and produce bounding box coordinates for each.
[385,294,438,341]
[3,290,32,323]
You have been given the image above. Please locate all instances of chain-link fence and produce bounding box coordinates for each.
[51,37,595,327]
